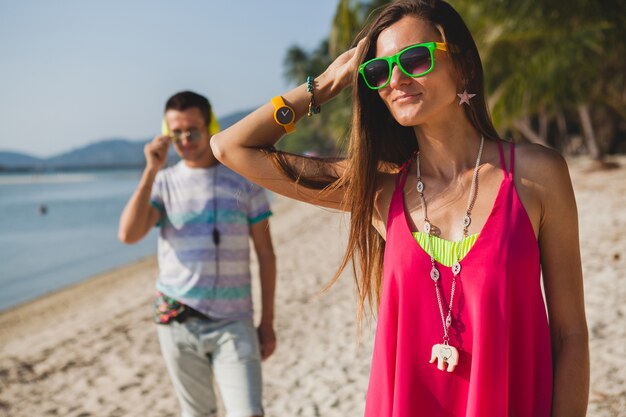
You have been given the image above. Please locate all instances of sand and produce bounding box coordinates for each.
[1,156,625,417]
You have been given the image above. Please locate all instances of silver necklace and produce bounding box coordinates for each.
[416,135,484,372]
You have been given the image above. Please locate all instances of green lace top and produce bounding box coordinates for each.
[412,232,480,267]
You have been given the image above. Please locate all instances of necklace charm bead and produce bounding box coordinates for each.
[430,267,440,281]
[416,180,424,193]
[452,262,461,275]
[424,221,431,234]
[429,343,459,372]
[463,215,471,228]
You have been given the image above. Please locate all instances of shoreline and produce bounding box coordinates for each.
[0,189,285,315]
[0,255,156,317]
[0,192,296,340]
[0,256,159,357]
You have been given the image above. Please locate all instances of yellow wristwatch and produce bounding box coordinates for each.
[271,96,296,133]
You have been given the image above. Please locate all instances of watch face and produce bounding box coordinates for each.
[276,106,294,125]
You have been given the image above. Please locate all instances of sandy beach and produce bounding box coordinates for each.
[1,156,625,417]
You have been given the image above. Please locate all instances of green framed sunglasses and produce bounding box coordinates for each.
[358,42,448,90]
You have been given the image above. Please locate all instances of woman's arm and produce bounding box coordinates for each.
[210,44,363,210]
[529,147,589,416]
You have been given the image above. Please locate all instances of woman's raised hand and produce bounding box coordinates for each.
[318,38,368,95]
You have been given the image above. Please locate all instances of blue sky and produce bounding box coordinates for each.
[0,1,338,157]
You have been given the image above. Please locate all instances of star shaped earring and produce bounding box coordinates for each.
[457,90,476,105]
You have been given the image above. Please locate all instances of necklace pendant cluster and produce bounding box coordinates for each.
[416,135,485,373]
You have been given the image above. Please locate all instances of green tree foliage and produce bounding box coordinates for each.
[281,38,351,156]
[329,0,361,58]
[451,0,626,157]
[283,0,626,158]
[281,0,388,156]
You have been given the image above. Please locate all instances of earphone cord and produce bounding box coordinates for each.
[212,166,220,296]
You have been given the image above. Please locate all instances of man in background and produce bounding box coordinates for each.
[119,90,276,417]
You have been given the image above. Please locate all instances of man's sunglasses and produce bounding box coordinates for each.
[169,129,203,143]
[358,42,448,90]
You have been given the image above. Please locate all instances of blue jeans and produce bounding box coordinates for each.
[157,317,263,417]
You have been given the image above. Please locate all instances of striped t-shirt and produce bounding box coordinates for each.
[150,161,271,320]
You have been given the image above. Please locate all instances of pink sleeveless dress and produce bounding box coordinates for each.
[364,143,552,416]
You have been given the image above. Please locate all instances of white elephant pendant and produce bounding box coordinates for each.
[429,343,459,372]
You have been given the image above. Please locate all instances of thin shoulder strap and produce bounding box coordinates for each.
[509,142,515,177]
[497,141,507,178]
[497,141,515,178]
[396,152,416,188]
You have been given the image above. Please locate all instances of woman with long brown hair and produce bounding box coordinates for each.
[211,1,589,415]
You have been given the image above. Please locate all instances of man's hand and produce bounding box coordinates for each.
[257,322,276,361]
[144,135,171,172]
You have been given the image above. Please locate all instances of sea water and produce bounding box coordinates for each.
[0,170,158,311]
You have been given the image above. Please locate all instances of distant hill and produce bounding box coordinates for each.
[218,109,253,130]
[0,152,44,169]
[46,138,153,168]
[0,109,253,171]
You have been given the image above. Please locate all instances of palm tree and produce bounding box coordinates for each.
[456,0,626,160]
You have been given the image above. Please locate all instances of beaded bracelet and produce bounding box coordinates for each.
[306,76,321,117]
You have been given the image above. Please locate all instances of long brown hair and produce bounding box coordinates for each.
[266,0,501,322]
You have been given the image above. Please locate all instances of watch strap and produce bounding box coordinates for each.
[271,96,296,133]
